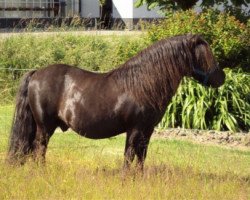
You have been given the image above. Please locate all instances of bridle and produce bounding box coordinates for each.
[192,65,219,86]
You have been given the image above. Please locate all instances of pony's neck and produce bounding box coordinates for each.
[110,39,192,111]
[111,62,184,112]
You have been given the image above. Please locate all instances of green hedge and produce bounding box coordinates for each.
[146,9,250,70]
[0,34,146,72]
[0,34,147,104]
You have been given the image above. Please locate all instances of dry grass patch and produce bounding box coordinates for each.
[0,132,249,200]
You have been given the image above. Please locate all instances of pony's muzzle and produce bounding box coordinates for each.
[208,68,225,88]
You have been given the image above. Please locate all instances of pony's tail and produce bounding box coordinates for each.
[7,70,37,165]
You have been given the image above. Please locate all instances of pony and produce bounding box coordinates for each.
[7,34,225,170]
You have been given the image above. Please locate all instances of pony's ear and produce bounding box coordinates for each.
[189,34,205,49]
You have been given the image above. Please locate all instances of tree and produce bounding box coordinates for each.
[135,0,197,10]
[135,0,250,14]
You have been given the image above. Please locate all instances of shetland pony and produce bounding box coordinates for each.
[7,34,225,170]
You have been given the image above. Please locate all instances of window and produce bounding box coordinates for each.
[0,0,80,18]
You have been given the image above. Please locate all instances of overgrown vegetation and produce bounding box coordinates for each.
[0,10,249,132]
[0,34,145,71]
[147,9,250,69]
[0,34,146,104]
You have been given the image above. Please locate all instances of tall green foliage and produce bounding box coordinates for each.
[135,0,249,20]
[159,69,250,132]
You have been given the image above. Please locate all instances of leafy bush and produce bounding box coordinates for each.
[159,69,250,132]
[146,9,250,70]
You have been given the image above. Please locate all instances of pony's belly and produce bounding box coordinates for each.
[74,120,125,139]
[80,130,122,139]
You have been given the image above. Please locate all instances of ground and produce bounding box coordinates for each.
[0,130,249,199]
[154,128,250,151]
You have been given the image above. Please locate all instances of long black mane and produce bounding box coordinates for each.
[111,35,195,110]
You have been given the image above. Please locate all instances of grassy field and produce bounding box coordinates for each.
[0,106,249,199]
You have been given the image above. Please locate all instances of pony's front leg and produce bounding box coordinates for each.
[135,137,151,171]
[123,131,136,171]
[134,128,153,171]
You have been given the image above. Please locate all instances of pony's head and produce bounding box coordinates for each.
[188,34,225,88]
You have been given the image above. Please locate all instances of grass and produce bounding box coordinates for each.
[0,106,249,199]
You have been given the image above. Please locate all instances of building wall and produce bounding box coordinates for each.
[112,0,133,18]
[0,0,164,28]
[0,0,53,18]
[111,0,163,29]
[112,0,163,19]
[81,0,99,18]
[0,0,163,19]
[0,0,80,18]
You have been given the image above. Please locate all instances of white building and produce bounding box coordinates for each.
[0,0,164,28]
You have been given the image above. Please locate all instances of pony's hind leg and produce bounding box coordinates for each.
[124,131,136,170]
[32,124,55,163]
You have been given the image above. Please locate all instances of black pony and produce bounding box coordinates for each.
[7,34,225,170]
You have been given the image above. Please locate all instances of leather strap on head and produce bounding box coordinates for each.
[193,66,218,86]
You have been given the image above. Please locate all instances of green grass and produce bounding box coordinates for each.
[0,106,249,199]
